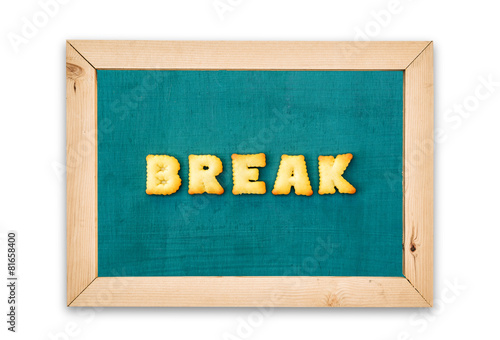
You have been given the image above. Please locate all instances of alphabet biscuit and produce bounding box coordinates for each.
[146,155,182,195]
[318,154,356,194]
[188,155,225,195]
[272,155,313,196]
[231,153,266,195]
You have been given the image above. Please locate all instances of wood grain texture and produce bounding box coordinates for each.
[67,40,430,70]
[403,42,434,306]
[66,42,98,305]
[70,276,428,307]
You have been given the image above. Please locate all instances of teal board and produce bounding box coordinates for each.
[97,70,403,277]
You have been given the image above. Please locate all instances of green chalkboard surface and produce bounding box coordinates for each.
[97,70,403,277]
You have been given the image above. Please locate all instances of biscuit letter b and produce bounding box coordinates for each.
[146,155,182,195]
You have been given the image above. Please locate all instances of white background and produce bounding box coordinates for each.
[1,0,499,339]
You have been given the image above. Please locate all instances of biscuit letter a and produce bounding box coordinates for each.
[188,155,225,195]
[318,154,356,194]
[272,155,313,196]
[146,155,182,195]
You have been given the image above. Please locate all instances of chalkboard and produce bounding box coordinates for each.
[66,41,433,307]
[97,70,403,277]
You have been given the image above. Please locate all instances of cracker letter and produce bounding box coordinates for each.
[318,154,356,194]
[231,153,266,195]
[146,155,182,195]
[272,155,313,196]
[188,155,224,195]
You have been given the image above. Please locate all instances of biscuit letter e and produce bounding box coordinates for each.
[232,153,266,195]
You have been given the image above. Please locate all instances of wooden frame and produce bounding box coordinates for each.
[67,41,433,307]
